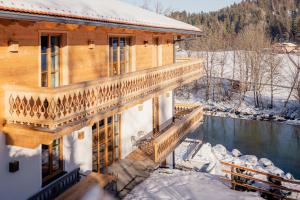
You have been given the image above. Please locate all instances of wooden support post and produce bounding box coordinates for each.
[172,150,176,169]
[231,165,236,190]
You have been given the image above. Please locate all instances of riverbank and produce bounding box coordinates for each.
[175,142,300,199]
[175,83,300,126]
[202,101,300,126]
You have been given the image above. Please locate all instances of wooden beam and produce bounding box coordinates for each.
[38,21,58,29]
[3,125,61,148]
[65,24,80,31]
[17,20,35,27]
[0,19,16,26]
[83,25,97,31]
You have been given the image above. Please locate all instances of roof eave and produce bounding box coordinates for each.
[0,10,203,36]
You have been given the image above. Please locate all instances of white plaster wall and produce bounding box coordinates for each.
[121,99,153,159]
[0,133,42,200]
[159,90,174,131]
[63,127,92,174]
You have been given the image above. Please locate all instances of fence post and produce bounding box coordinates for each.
[231,165,236,190]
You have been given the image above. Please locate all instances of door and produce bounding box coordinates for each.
[41,34,62,88]
[92,114,121,174]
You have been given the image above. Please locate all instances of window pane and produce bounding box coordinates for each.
[99,130,105,144]
[120,63,125,74]
[92,123,97,130]
[107,116,113,125]
[42,145,50,178]
[108,140,113,165]
[99,119,105,128]
[41,72,48,87]
[41,36,48,54]
[51,72,59,88]
[107,126,113,139]
[51,36,60,53]
[120,37,125,63]
[41,54,47,72]
[52,139,61,172]
[113,38,118,62]
[100,144,106,173]
[51,54,60,72]
[92,126,99,172]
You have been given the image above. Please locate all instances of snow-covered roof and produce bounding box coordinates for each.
[0,0,201,34]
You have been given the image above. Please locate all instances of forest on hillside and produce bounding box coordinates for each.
[169,0,300,41]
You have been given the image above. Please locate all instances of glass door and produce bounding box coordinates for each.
[92,114,121,174]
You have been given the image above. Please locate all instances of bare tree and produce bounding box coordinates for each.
[284,51,300,107]
[266,52,282,108]
[140,0,172,15]
[237,24,270,108]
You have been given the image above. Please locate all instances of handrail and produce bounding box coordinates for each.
[221,161,300,200]
[222,169,300,193]
[28,168,80,200]
[4,59,203,130]
[221,161,300,185]
[153,106,204,163]
[221,178,295,200]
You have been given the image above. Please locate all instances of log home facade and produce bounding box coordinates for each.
[0,0,203,199]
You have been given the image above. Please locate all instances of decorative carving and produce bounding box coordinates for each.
[4,60,203,131]
[152,106,203,163]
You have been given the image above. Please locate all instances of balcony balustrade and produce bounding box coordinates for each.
[3,59,203,132]
[139,104,204,163]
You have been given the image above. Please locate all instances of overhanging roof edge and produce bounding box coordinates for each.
[0,11,203,36]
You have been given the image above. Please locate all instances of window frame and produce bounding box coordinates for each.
[92,114,122,174]
[108,35,132,77]
[41,138,64,185]
[40,32,64,88]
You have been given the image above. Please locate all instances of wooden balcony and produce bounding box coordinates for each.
[2,60,203,147]
[140,104,204,163]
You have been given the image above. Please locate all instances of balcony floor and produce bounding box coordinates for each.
[107,149,158,199]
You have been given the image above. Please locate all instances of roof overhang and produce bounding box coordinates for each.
[0,10,203,36]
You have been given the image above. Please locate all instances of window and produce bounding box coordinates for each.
[92,114,121,174]
[42,138,63,183]
[40,34,62,88]
[109,36,131,76]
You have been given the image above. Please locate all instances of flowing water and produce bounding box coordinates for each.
[188,115,300,179]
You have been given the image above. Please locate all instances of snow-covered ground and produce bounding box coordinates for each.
[125,141,299,199]
[176,50,300,125]
[175,142,300,200]
[125,168,262,200]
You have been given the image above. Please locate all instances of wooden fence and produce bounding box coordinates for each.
[221,161,300,200]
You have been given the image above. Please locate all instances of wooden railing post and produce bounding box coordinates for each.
[231,165,236,190]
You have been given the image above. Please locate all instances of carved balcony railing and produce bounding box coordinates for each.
[153,106,204,163]
[3,59,203,131]
[147,105,204,163]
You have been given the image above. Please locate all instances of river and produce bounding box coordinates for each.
[188,115,300,179]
